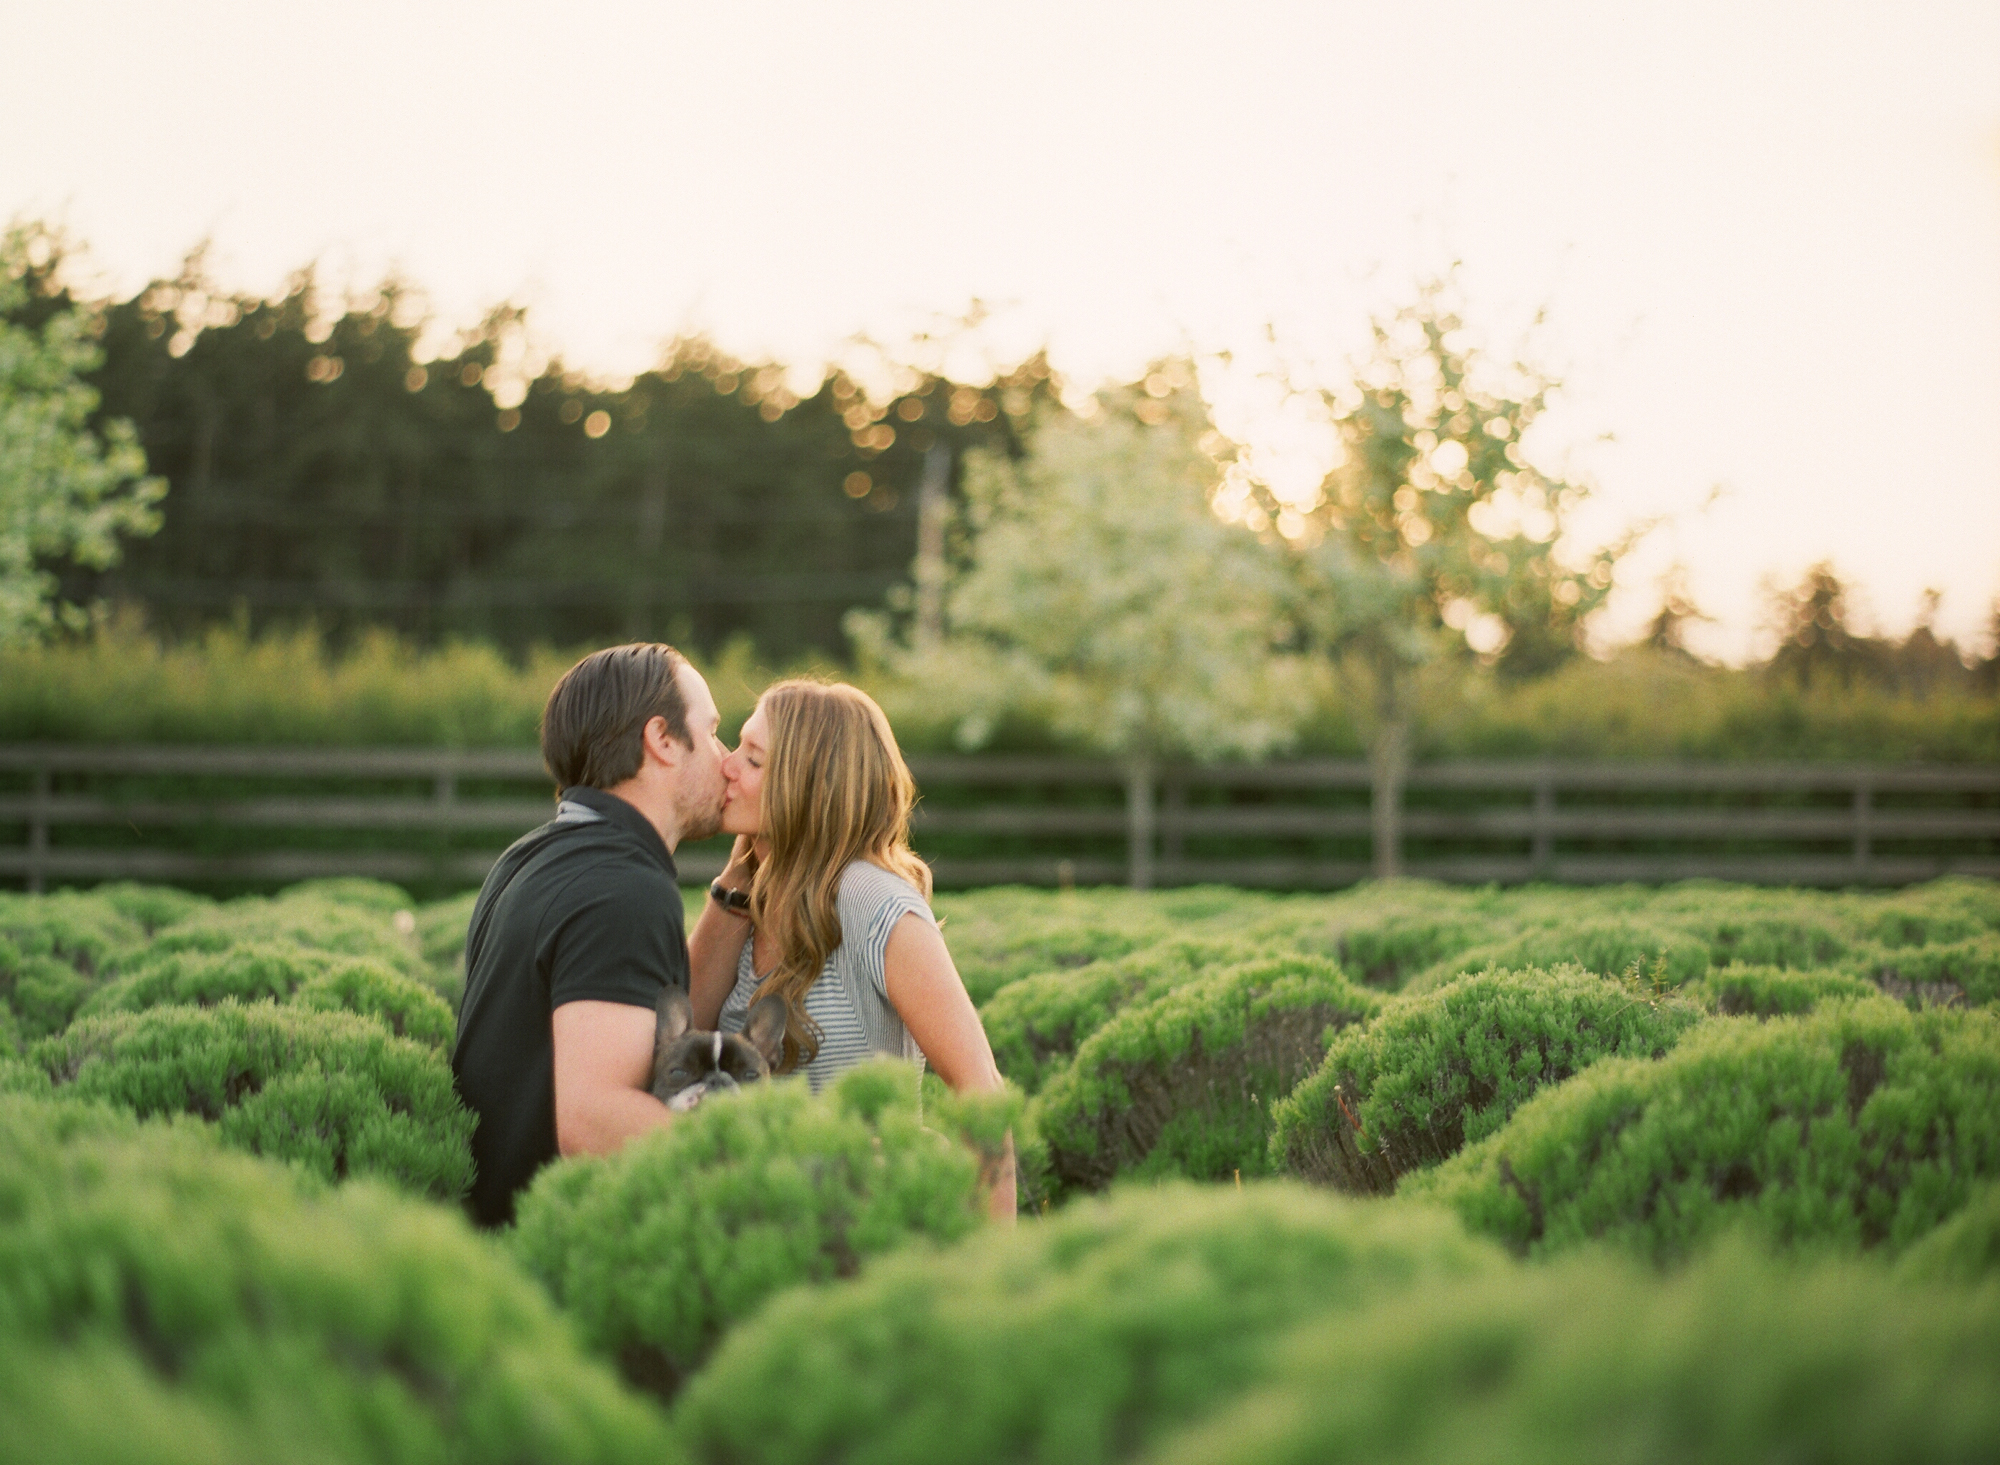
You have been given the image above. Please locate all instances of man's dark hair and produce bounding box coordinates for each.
[540,643,692,791]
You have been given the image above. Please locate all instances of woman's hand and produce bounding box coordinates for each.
[720,834,761,890]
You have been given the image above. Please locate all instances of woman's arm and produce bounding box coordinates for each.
[883,913,1017,1222]
[688,839,756,1028]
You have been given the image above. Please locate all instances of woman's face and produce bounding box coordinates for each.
[720,703,768,837]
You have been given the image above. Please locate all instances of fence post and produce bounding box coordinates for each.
[27,762,51,895]
[1125,758,1156,891]
[1531,766,1555,877]
[1852,777,1873,878]
[434,765,457,808]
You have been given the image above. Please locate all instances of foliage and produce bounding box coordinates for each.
[87,880,213,932]
[0,1091,675,1465]
[1896,1178,2000,1283]
[1685,963,1880,1017]
[31,1002,474,1198]
[1147,1242,2000,1465]
[131,889,431,982]
[1857,935,2000,1008]
[0,226,164,642]
[934,887,1179,1004]
[1260,279,1620,689]
[980,937,1251,1094]
[511,1060,1011,1397]
[674,1182,1496,1465]
[1758,562,1994,698]
[1273,964,1704,1191]
[5,229,1059,659]
[854,380,1300,767]
[1036,956,1379,1191]
[1402,915,1712,994]
[0,889,146,1039]
[2,617,1994,760]
[937,884,1293,1005]
[84,941,454,1047]
[1305,879,1502,987]
[1410,998,2000,1259]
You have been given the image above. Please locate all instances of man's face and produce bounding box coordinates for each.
[668,662,729,842]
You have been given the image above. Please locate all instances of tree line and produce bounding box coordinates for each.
[4,225,1059,659]
[4,222,1994,696]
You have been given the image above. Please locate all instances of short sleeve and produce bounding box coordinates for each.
[843,865,937,1002]
[545,868,688,1011]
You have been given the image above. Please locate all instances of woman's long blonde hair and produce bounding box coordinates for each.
[747,679,931,1071]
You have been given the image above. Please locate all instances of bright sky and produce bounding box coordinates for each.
[7,0,1998,661]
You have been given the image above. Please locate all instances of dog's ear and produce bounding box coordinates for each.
[740,994,789,1068]
[655,986,693,1048]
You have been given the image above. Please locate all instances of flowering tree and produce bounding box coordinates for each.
[854,370,1299,886]
[1257,281,1625,876]
[0,227,163,642]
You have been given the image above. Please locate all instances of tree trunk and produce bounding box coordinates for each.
[1125,756,1156,891]
[1369,714,1408,882]
[913,439,951,650]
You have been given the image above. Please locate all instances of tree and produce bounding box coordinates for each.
[854,369,1298,887]
[1643,563,1712,659]
[0,226,162,642]
[1760,562,1884,690]
[1255,279,1624,876]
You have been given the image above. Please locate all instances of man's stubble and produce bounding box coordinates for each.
[677,761,728,845]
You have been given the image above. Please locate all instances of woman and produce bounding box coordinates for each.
[688,678,1016,1219]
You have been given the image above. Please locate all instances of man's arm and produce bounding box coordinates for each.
[551,999,673,1156]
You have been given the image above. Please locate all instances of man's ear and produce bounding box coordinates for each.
[656,986,692,1048]
[643,715,685,772]
[740,994,789,1067]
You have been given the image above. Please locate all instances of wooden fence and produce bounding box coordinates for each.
[2,745,1997,893]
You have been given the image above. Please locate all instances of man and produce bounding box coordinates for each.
[452,642,727,1227]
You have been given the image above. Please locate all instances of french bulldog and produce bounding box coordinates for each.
[649,987,788,1112]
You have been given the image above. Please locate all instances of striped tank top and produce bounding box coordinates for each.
[717,859,935,1091]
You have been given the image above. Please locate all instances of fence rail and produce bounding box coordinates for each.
[3,745,1997,893]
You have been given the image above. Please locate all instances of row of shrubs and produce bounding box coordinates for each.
[11,1061,1999,1465]
[949,876,2000,1217]
[6,873,2000,1461]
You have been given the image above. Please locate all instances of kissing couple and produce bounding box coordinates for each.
[451,642,1014,1229]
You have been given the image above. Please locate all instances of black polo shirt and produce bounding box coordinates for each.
[452,785,687,1228]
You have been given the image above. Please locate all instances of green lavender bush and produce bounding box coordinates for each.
[31,1002,473,1198]
[84,941,454,1047]
[675,1183,1496,1465]
[980,937,1250,1093]
[1036,956,1379,1191]
[512,1060,1013,1397]
[1306,880,1505,989]
[0,1092,675,1465]
[1684,962,1879,1017]
[1272,964,1703,1193]
[1146,1242,2000,1465]
[1410,997,2000,1259]
[1856,933,2000,1007]
[0,890,147,1040]
[1403,915,1710,994]
[1896,1178,2000,1283]
[129,891,429,983]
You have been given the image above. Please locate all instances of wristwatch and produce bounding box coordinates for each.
[708,879,752,914]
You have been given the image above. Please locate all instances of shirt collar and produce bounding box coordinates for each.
[557,785,678,876]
